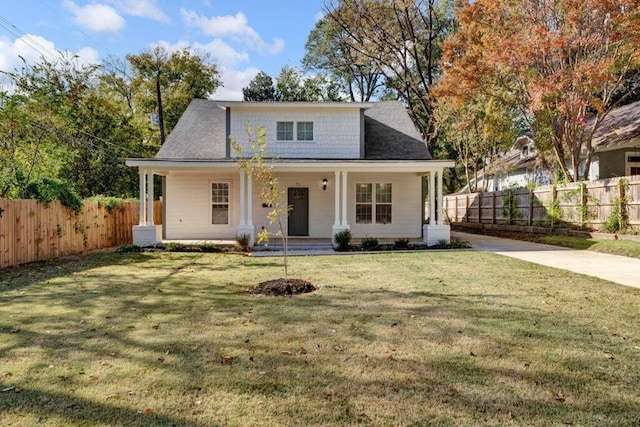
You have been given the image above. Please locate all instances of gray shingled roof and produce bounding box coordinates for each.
[592,99,640,150]
[155,99,226,159]
[155,99,431,160]
[364,101,431,160]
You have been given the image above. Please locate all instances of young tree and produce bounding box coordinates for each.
[232,127,292,281]
[439,0,640,182]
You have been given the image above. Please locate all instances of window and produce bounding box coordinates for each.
[626,152,640,176]
[356,183,392,224]
[277,121,293,140]
[211,182,229,224]
[297,121,314,141]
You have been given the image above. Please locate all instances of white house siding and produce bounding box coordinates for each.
[348,173,422,239]
[251,172,335,238]
[229,107,361,159]
[164,172,240,240]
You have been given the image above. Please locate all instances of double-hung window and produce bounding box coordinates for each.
[297,121,313,141]
[211,182,230,224]
[626,152,640,176]
[276,121,294,141]
[276,121,313,141]
[356,183,392,224]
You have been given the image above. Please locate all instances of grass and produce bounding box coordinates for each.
[540,235,640,259]
[1,251,639,426]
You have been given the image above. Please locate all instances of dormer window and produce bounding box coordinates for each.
[522,145,529,158]
[521,143,536,159]
[276,121,314,141]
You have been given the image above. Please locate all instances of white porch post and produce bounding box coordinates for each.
[341,171,348,226]
[437,168,444,225]
[239,171,246,226]
[334,171,340,227]
[146,170,154,226]
[138,168,146,225]
[423,169,451,245]
[237,172,255,245]
[429,171,436,224]
[132,168,161,247]
[247,173,253,228]
[331,170,350,246]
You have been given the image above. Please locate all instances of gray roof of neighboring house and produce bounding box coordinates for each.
[155,99,431,160]
[363,101,431,160]
[155,99,227,159]
[592,99,640,150]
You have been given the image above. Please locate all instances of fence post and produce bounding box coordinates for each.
[492,192,496,224]
[619,178,628,231]
[550,185,557,229]
[465,194,470,222]
[528,189,534,226]
[580,182,587,227]
[477,192,483,223]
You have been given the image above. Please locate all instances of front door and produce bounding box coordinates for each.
[288,188,309,236]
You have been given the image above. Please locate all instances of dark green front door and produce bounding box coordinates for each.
[288,188,309,236]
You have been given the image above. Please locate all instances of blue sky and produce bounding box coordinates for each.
[0,0,326,99]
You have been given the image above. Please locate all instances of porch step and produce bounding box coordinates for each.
[253,242,334,251]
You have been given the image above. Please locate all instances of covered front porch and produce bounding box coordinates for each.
[126,160,453,247]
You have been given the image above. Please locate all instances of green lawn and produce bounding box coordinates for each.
[1,251,639,426]
[539,235,640,259]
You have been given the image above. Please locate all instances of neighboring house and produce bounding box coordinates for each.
[468,100,640,192]
[126,100,454,246]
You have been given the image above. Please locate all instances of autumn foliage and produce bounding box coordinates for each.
[438,0,640,182]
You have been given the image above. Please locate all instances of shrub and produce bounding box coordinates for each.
[87,195,134,213]
[165,242,186,252]
[236,234,252,252]
[394,238,410,249]
[116,244,142,253]
[334,229,352,251]
[21,177,83,213]
[361,237,380,251]
[200,243,222,253]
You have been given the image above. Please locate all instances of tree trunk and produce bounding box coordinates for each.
[156,76,166,145]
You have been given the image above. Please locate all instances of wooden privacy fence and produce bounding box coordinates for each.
[0,199,162,269]
[444,175,640,230]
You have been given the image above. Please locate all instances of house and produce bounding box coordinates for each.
[469,100,640,192]
[125,100,454,247]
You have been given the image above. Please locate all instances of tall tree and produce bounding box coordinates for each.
[303,16,384,101]
[438,0,640,182]
[242,71,277,101]
[127,46,220,145]
[326,0,454,147]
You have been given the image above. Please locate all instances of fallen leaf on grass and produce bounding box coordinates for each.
[105,394,118,401]
[10,327,21,334]
[2,386,15,392]
[152,324,160,330]
[144,407,153,414]
[281,350,293,355]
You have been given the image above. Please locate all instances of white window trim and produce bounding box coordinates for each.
[210,180,232,226]
[355,182,392,225]
[275,121,315,142]
[625,151,640,176]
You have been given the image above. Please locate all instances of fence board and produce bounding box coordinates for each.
[444,176,640,231]
[0,199,163,269]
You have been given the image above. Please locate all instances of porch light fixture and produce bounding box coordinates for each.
[322,177,328,191]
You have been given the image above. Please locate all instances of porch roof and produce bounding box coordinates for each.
[125,158,455,174]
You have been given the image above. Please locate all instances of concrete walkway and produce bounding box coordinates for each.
[453,231,640,289]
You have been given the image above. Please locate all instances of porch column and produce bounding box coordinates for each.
[341,171,348,226]
[429,171,436,224]
[146,170,154,226]
[138,168,146,225]
[334,171,340,227]
[247,173,253,227]
[239,171,246,226]
[437,168,444,225]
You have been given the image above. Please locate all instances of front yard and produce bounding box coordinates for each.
[1,251,639,426]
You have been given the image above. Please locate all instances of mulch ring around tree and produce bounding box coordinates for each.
[247,278,317,296]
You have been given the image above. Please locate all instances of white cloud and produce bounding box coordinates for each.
[108,0,169,23]
[153,39,249,69]
[62,0,125,34]
[181,9,284,55]
[213,66,260,101]
[0,34,99,73]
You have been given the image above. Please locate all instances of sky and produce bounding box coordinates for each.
[0,0,327,100]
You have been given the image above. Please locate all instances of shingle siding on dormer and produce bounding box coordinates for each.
[228,107,362,159]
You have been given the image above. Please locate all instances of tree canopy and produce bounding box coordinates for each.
[438,0,640,182]
[242,66,342,102]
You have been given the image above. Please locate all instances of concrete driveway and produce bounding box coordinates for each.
[453,231,640,289]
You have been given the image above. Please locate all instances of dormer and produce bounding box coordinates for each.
[513,134,536,160]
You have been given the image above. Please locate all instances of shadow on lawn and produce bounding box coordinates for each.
[0,387,209,427]
[1,251,639,425]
